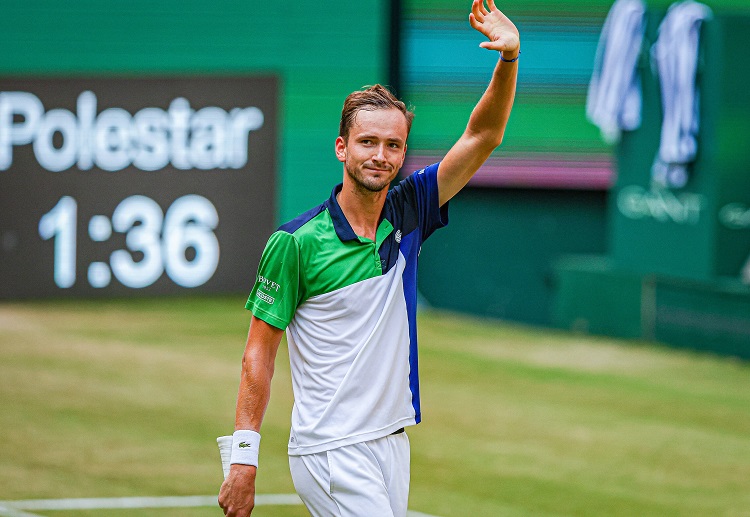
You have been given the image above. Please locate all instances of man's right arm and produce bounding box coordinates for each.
[218,315,284,517]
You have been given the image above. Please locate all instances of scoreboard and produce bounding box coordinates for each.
[0,76,278,299]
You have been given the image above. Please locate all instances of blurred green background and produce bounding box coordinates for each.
[1,1,750,515]
[2,0,749,330]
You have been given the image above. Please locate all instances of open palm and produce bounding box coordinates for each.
[469,0,520,53]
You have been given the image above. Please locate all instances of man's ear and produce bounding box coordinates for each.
[335,136,347,163]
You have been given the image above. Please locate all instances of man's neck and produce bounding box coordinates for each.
[336,182,388,241]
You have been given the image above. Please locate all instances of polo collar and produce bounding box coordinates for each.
[325,184,359,242]
[325,184,394,245]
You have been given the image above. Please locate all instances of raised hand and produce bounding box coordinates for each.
[469,0,520,55]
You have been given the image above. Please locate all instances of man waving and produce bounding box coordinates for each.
[219,2,519,515]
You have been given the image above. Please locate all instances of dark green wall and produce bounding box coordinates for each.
[0,0,389,223]
[419,188,608,326]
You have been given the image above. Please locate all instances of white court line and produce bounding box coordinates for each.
[0,503,44,517]
[1,495,439,516]
[0,495,297,515]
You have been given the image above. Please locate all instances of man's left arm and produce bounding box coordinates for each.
[437,0,520,206]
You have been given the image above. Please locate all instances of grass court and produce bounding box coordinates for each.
[1,297,748,516]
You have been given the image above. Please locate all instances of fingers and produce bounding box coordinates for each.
[470,0,520,53]
[472,0,499,26]
[469,12,482,31]
[471,0,485,23]
[479,40,503,51]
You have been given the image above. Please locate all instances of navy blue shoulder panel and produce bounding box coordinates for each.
[385,162,447,241]
[277,203,327,235]
[378,162,447,275]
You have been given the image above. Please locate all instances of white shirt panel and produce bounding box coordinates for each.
[286,251,416,455]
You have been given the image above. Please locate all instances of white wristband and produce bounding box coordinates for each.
[230,430,261,467]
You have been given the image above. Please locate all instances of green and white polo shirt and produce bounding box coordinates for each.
[246,163,448,455]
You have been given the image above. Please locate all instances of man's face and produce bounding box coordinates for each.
[336,108,408,193]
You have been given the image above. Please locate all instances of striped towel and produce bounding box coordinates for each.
[587,0,647,144]
[651,0,712,189]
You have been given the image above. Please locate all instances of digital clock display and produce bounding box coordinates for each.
[0,76,278,299]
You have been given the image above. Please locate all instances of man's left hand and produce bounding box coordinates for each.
[469,0,520,56]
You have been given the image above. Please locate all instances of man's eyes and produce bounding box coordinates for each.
[359,139,401,148]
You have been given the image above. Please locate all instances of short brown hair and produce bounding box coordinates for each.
[339,84,414,141]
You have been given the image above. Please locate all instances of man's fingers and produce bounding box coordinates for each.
[479,0,489,16]
[469,12,482,31]
[487,0,498,13]
[479,41,501,51]
[471,0,485,23]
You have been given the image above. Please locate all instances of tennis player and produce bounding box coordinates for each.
[219,1,519,515]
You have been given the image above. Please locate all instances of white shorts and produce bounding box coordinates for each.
[289,430,410,517]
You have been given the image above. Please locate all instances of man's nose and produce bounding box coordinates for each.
[372,144,386,162]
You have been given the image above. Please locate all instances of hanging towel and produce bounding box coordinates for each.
[587,0,647,144]
[651,0,712,189]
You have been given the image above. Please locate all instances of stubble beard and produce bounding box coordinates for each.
[345,161,396,194]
